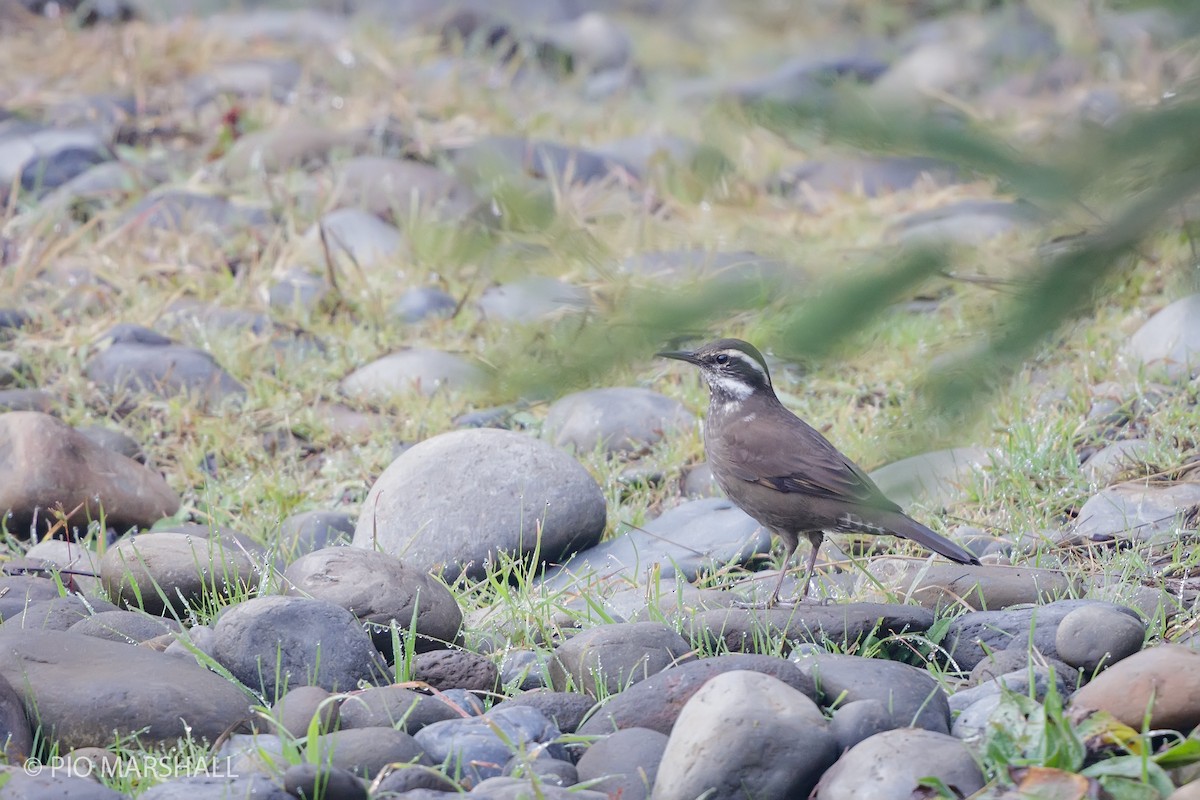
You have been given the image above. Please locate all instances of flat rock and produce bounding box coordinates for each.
[577,653,817,736]
[1,595,118,632]
[211,595,389,699]
[311,727,430,778]
[0,411,180,538]
[794,652,951,734]
[0,629,252,749]
[283,546,462,656]
[861,559,1078,610]
[1082,438,1156,485]
[867,447,991,509]
[351,429,606,581]
[413,705,563,786]
[0,576,62,622]
[1126,294,1200,380]
[542,387,692,456]
[67,609,181,644]
[314,208,405,269]
[0,769,127,800]
[282,763,367,800]
[539,497,769,592]
[139,775,291,800]
[478,277,589,322]
[550,622,692,697]
[469,777,605,800]
[338,348,485,400]
[85,326,245,406]
[337,685,459,734]
[891,200,1039,245]
[945,599,1142,671]
[815,728,986,799]
[1070,644,1200,731]
[101,532,259,616]
[688,603,935,653]
[1073,482,1200,543]
[333,155,479,223]
[575,727,666,800]
[653,670,837,800]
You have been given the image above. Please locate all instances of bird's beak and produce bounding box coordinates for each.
[656,349,700,365]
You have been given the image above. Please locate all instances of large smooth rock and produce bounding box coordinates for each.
[338,685,459,734]
[542,387,693,456]
[0,629,252,749]
[550,622,692,698]
[1127,294,1200,379]
[414,706,563,785]
[815,729,985,799]
[351,429,606,581]
[283,546,461,655]
[311,727,430,778]
[577,654,817,736]
[1070,645,1200,731]
[211,596,388,700]
[338,348,485,400]
[652,670,837,800]
[478,278,590,322]
[314,208,405,269]
[1054,603,1145,674]
[100,533,259,616]
[0,412,179,537]
[333,156,479,223]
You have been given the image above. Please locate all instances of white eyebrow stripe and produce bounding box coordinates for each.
[720,350,771,386]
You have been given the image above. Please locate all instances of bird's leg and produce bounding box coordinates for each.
[767,534,802,608]
[797,531,825,600]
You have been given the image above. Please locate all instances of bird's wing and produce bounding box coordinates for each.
[715,413,902,513]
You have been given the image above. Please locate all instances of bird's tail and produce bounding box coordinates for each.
[874,510,981,566]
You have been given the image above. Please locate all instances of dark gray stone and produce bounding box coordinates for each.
[409,649,498,692]
[277,511,354,559]
[575,727,666,800]
[316,208,405,269]
[0,629,252,749]
[1055,603,1145,674]
[284,546,462,656]
[74,425,143,462]
[413,706,563,785]
[120,190,270,238]
[815,729,986,799]
[282,763,367,800]
[212,596,389,700]
[577,653,816,736]
[830,698,895,752]
[1073,483,1200,543]
[351,429,606,582]
[85,329,246,407]
[269,686,339,739]
[337,685,459,734]
[0,124,111,200]
[0,673,31,759]
[968,645,1079,689]
[491,690,593,734]
[371,764,460,795]
[498,649,551,690]
[771,156,960,199]
[652,670,837,800]
[100,532,259,617]
[0,576,63,622]
[0,390,54,413]
[2,595,119,632]
[690,604,935,654]
[502,751,576,785]
[0,768,127,800]
[311,728,430,779]
[67,609,181,643]
[139,775,291,800]
[945,599,1142,671]
[794,652,950,734]
[891,200,1039,245]
[550,622,691,698]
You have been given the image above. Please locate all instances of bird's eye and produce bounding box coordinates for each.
[714,354,730,365]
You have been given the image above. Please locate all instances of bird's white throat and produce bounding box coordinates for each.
[707,373,753,401]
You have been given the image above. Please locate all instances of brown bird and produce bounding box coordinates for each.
[659,338,980,604]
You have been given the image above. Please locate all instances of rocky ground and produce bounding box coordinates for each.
[2,0,1200,799]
